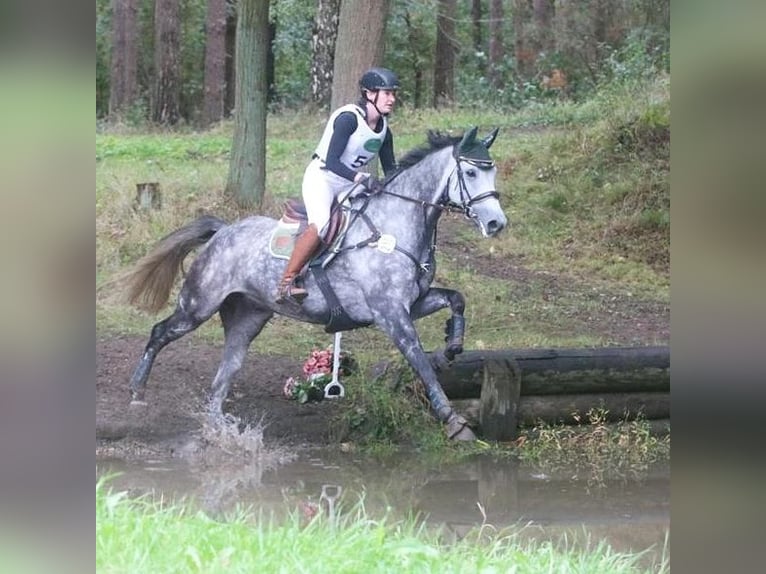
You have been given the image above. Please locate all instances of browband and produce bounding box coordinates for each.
[458,156,495,169]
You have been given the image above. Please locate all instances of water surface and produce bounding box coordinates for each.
[97,450,669,569]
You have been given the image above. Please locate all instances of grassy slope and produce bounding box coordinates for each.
[96,75,669,358]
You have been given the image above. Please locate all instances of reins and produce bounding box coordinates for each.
[322,143,497,274]
[378,187,463,214]
[381,154,499,218]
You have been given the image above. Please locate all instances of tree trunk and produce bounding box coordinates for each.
[310,0,340,109]
[108,0,139,120]
[592,0,608,44]
[402,7,426,108]
[267,20,277,102]
[513,0,534,80]
[433,0,456,108]
[202,0,227,127]
[224,4,237,118]
[152,0,181,125]
[532,0,554,59]
[225,0,270,209]
[331,0,391,110]
[471,0,483,74]
[591,0,616,63]
[488,0,504,90]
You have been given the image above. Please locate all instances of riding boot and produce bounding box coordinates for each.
[276,223,322,303]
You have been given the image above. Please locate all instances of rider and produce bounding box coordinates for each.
[276,67,400,304]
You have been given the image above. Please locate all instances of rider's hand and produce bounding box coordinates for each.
[361,174,385,195]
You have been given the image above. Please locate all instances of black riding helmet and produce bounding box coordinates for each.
[359,67,400,93]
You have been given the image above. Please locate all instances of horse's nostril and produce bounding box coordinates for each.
[487,220,504,235]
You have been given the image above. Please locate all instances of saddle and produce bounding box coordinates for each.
[269,197,368,334]
[269,197,347,260]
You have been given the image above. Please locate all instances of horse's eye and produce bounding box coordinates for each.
[466,169,477,178]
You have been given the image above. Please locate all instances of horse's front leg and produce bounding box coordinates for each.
[410,287,466,362]
[372,305,476,441]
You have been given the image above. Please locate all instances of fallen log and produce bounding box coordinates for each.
[516,392,669,425]
[454,395,670,429]
[433,346,669,398]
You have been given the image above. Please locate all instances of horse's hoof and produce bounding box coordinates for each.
[446,413,476,441]
[130,389,147,408]
[445,344,463,360]
[451,425,477,441]
[130,387,146,403]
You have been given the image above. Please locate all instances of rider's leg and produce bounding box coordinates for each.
[276,223,321,303]
[278,162,335,303]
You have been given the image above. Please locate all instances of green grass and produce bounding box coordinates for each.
[517,409,671,487]
[97,75,669,294]
[96,75,670,449]
[96,477,666,574]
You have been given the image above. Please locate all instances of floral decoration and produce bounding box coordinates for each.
[283,346,357,403]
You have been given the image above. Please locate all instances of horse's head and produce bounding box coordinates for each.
[446,127,507,237]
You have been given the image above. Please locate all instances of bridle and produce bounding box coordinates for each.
[377,152,499,219]
[447,155,500,220]
[326,144,500,274]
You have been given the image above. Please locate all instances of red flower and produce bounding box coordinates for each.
[302,346,334,377]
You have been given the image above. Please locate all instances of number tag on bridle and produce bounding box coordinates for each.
[376,234,396,254]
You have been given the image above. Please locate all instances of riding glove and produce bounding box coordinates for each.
[361,174,385,195]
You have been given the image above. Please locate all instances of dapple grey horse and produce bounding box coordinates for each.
[123,127,507,440]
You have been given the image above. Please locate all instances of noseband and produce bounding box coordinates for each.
[445,156,499,219]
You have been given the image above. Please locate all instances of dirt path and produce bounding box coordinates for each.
[97,243,669,458]
[97,334,337,456]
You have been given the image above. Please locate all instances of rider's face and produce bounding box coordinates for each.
[367,89,397,114]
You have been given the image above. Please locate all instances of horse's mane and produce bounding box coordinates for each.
[395,130,462,172]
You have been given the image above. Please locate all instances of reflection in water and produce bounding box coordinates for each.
[319,484,342,522]
[97,451,669,569]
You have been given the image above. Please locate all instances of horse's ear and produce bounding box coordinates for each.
[482,127,499,149]
[458,126,479,155]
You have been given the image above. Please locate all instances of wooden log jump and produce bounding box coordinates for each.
[428,346,669,441]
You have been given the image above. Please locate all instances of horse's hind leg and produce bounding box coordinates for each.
[410,287,466,362]
[207,294,273,420]
[129,306,206,404]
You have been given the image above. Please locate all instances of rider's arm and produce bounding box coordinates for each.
[324,112,360,183]
[379,129,396,176]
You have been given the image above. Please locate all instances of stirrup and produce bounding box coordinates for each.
[276,281,308,304]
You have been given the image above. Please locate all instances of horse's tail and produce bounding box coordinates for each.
[122,215,227,313]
